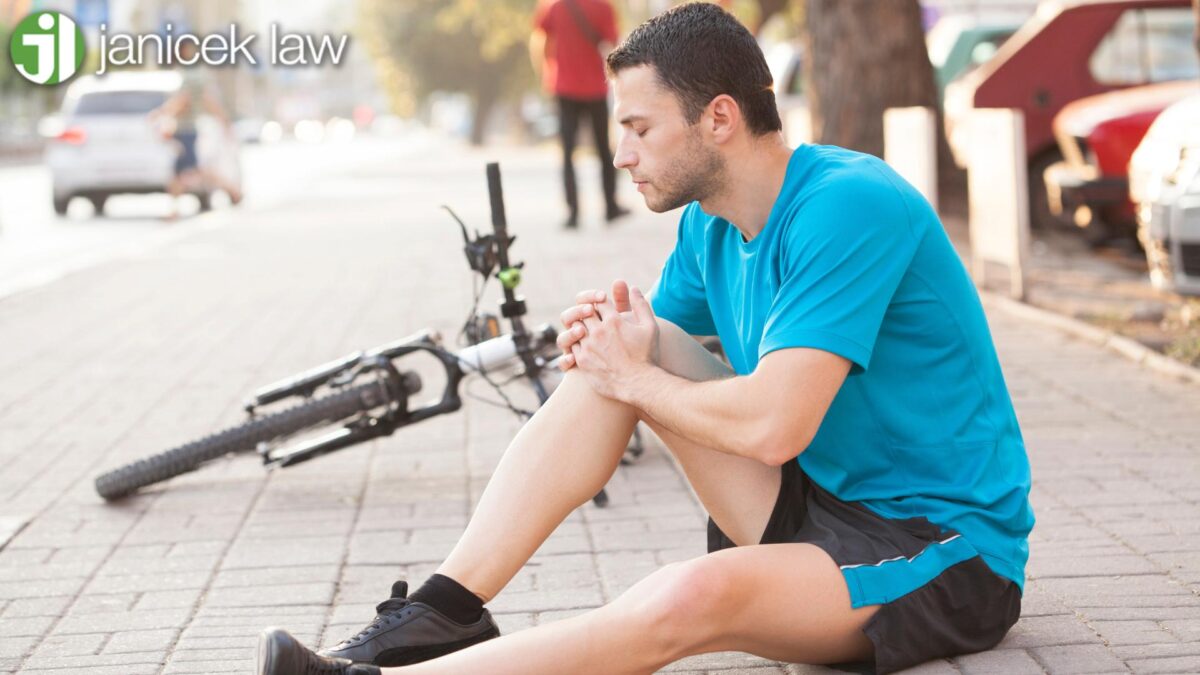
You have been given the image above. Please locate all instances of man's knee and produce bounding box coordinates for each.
[631,556,737,658]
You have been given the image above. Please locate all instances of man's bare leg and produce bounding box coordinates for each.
[382,543,875,675]
[435,369,639,601]
[435,318,777,600]
[359,319,876,673]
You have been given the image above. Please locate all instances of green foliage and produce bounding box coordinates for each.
[358,0,536,119]
[0,21,13,93]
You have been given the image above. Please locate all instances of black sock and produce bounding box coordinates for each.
[408,573,484,624]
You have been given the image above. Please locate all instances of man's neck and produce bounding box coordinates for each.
[698,135,794,243]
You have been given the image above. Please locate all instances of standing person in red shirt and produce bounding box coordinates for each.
[532,0,629,228]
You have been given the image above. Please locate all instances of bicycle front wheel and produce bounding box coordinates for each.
[95,382,387,501]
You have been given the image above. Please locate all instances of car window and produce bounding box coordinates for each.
[969,32,1013,68]
[72,91,169,116]
[1089,8,1200,86]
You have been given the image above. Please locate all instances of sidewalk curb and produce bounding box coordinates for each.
[984,291,1200,387]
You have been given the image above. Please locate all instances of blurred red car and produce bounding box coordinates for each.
[943,0,1198,227]
[1044,80,1199,242]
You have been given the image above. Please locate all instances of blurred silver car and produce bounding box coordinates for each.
[45,72,237,216]
[1132,93,1200,295]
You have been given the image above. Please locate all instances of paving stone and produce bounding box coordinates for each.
[160,659,247,673]
[53,607,192,635]
[18,664,161,675]
[211,564,340,588]
[204,582,336,609]
[1029,644,1129,674]
[956,648,1043,674]
[1091,620,1180,646]
[74,594,140,617]
[134,588,204,611]
[663,651,784,671]
[223,536,348,569]
[25,633,103,657]
[1,596,71,619]
[103,628,179,654]
[998,616,1101,649]
[493,612,537,633]
[0,637,37,659]
[0,615,54,638]
[84,571,211,594]
[1126,655,1200,673]
[488,585,606,614]
[1112,643,1200,660]
[0,577,86,600]
[18,651,167,671]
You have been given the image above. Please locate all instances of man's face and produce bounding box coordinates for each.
[612,65,725,213]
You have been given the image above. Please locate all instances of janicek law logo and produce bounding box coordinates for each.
[9,12,86,85]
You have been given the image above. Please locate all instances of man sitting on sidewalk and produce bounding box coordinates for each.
[256,4,1033,674]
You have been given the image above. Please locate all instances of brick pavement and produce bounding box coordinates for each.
[0,141,1198,674]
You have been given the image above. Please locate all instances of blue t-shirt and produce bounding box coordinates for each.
[650,144,1034,598]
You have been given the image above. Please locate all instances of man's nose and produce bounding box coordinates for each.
[613,139,635,170]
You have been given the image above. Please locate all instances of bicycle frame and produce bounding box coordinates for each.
[93,162,638,504]
[256,163,561,469]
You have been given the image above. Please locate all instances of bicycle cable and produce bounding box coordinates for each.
[439,270,539,421]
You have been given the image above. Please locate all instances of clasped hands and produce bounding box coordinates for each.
[555,279,660,401]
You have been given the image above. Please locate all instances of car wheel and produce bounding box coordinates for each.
[196,191,213,213]
[90,195,108,216]
[53,196,70,216]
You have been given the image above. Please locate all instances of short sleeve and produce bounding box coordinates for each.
[650,208,718,336]
[758,183,918,373]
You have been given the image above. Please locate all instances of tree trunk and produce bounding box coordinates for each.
[1193,0,1199,58]
[469,84,499,147]
[802,0,937,158]
[753,0,791,35]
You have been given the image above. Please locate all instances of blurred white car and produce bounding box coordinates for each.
[1131,93,1200,295]
[45,72,240,216]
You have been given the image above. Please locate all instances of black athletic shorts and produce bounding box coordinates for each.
[707,459,1021,674]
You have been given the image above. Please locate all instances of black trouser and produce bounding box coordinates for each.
[557,95,618,219]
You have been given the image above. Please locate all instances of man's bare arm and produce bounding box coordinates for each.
[563,281,851,466]
[622,348,850,465]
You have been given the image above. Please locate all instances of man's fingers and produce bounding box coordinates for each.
[575,289,605,305]
[610,280,632,313]
[556,322,587,351]
[597,293,621,322]
[559,303,594,328]
[630,286,655,324]
[558,353,575,370]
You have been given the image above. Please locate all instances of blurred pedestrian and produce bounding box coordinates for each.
[149,43,243,220]
[531,0,629,229]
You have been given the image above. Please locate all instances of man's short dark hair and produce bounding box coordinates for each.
[606,2,782,136]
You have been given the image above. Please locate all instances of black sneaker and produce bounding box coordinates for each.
[257,627,380,675]
[319,581,501,667]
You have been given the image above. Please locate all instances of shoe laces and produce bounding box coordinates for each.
[344,585,413,643]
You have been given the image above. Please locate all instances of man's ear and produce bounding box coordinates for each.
[706,94,740,144]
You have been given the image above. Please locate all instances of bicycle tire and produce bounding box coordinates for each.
[95,382,387,501]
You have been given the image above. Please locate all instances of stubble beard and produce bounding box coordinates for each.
[643,127,727,213]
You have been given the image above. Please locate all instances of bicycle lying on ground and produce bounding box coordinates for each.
[94,163,643,505]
